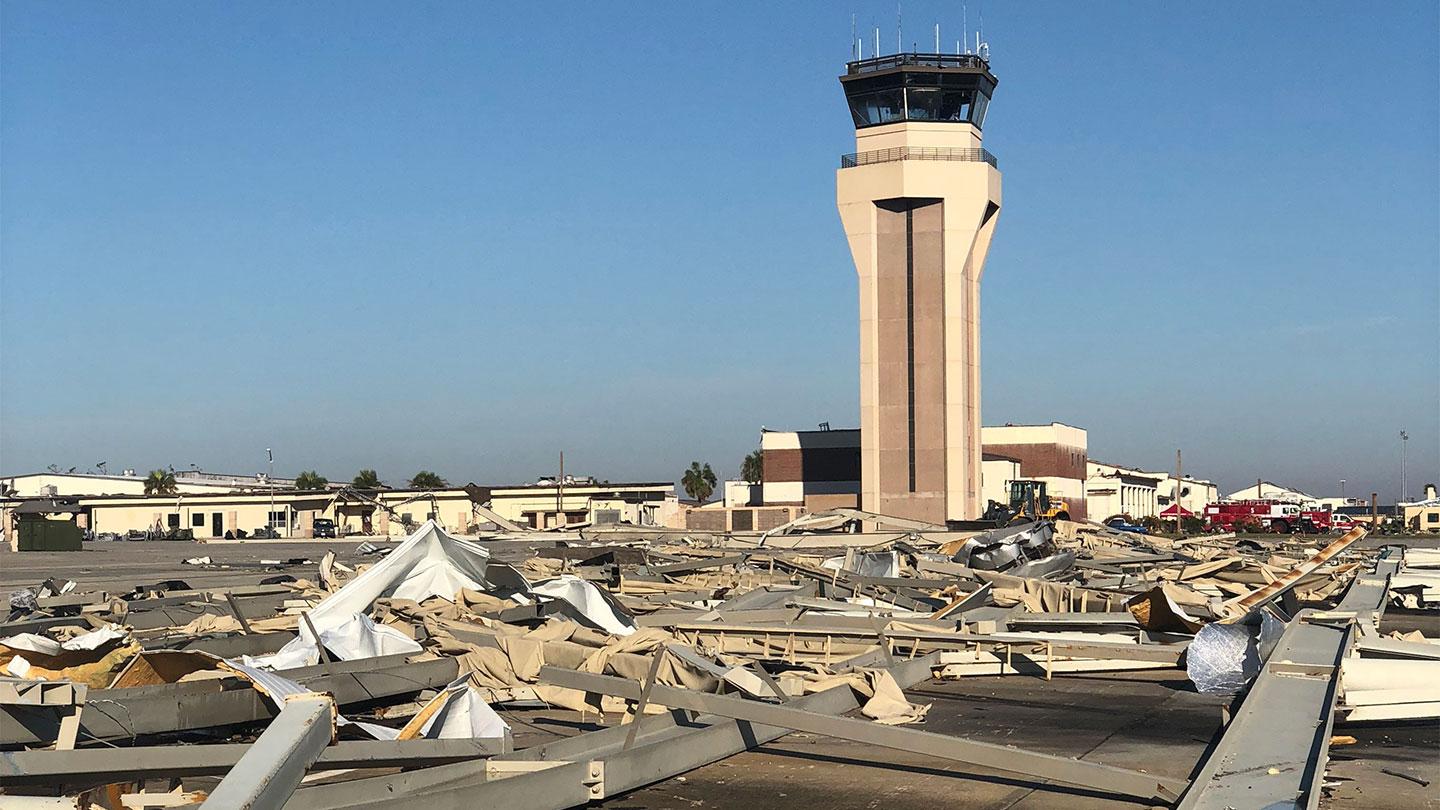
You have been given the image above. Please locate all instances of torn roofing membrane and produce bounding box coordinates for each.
[220,658,509,742]
[247,520,634,669]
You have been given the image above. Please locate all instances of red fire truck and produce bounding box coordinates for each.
[1203,500,1333,533]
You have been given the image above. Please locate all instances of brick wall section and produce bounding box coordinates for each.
[686,507,804,532]
[756,508,795,531]
[981,442,1087,480]
[764,447,862,483]
[686,510,727,532]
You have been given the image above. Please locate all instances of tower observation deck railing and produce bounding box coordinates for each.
[845,52,992,74]
[839,146,998,169]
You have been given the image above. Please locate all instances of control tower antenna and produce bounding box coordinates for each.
[934,23,940,53]
[978,7,988,59]
[852,13,857,60]
[874,26,880,58]
[963,5,968,54]
[896,1,902,54]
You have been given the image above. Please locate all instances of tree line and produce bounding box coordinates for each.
[680,449,762,504]
[140,448,768,502]
[141,468,449,494]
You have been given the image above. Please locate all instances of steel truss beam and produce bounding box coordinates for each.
[1177,610,1355,808]
[1179,548,1404,808]
[0,738,503,785]
[202,694,334,810]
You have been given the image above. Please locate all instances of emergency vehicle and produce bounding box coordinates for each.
[1202,500,1332,533]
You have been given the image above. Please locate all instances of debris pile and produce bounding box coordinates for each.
[1,513,1436,808]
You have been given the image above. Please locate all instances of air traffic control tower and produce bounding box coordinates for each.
[836,52,1001,525]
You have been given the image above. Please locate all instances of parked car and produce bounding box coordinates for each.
[1105,516,1148,534]
[312,518,336,538]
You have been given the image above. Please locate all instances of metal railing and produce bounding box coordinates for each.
[845,52,991,75]
[840,146,998,169]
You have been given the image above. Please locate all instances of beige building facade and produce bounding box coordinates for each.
[1,470,291,497]
[2,481,680,543]
[837,53,1001,524]
[979,454,1021,511]
[1157,475,1219,516]
[1086,461,1164,521]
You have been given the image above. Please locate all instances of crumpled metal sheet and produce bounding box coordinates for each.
[952,522,1057,572]
[9,589,37,614]
[1186,610,1285,694]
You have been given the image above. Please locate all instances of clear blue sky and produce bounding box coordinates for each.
[2,2,1436,500]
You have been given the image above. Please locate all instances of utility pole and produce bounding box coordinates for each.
[1175,449,1183,531]
[1371,492,1379,532]
[267,448,275,538]
[557,451,564,528]
[1340,479,1346,501]
[1400,430,1409,503]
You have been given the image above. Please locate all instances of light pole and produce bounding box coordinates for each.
[267,448,275,537]
[1400,430,1409,503]
[1340,479,1346,502]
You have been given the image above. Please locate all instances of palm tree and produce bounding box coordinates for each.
[295,470,328,490]
[408,470,447,489]
[681,462,717,504]
[143,469,178,496]
[741,450,763,484]
[352,469,383,488]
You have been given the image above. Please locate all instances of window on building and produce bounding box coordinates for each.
[192,513,205,527]
[268,511,288,529]
[167,513,181,529]
[1429,513,1438,524]
[847,87,906,126]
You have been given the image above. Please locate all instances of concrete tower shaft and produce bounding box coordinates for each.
[836,53,1001,524]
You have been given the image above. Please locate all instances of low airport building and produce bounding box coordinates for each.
[1,478,680,543]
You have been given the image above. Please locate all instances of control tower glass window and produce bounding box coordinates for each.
[840,54,996,130]
[848,87,906,126]
[905,87,974,122]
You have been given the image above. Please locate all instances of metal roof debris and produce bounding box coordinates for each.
[0,514,1434,808]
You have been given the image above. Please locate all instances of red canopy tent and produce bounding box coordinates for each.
[1158,504,1195,518]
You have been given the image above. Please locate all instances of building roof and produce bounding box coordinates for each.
[1227,481,1315,500]
[11,498,84,515]
[1,480,675,507]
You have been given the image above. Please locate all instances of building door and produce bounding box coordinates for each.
[212,512,223,537]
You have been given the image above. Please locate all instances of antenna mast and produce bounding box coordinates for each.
[852,13,857,60]
[896,2,902,54]
[934,23,940,53]
[978,8,988,59]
